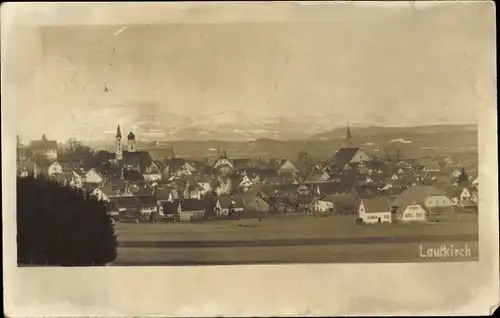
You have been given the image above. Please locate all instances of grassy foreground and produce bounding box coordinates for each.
[113,213,478,265]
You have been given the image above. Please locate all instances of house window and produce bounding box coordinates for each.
[416,213,423,217]
[404,213,412,218]
[383,215,390,219]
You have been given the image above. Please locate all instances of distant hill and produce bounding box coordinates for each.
[310,124,477,140]
[82,124,477,160]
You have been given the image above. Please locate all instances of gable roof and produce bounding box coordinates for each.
[443,185,462,198]
[112,196,140,209]
[137,187,156,197]
[82,182,99,193]
[155,187,176,201]
[297,194,316,205]
[395,202,429,214]
[361,197,392,213]
[123,170,145,182]
[329,148,360,168]
[464,186,478,195]
[316,182,353,195]
[163,158,187,172]
[323,193,359,211]
[180,198,206,212]
[391,185,447,208]
[277,159,300,173]
[161,201,180,214]
[138,195,158,206]
[95,184,116,197]
[354,184,381,199]
[122,151,152,167]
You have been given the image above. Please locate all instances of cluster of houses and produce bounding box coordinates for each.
[16,125,479,224]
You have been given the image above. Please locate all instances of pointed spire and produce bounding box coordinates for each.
[116,118,122,138]
[346,121,353,147]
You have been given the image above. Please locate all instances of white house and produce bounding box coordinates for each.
[451,169,462,178]
[85,168,104,184]
[138,196,158,216]
[395,203,427,222]
[183,180,203,200]
[213,157,234,176]
[364,176,374,184]
[48,162,63,176]
[197,182,212,195]
[67,171,83,189]
[215,177,232,196]
[424,194,456,209]
[392,185,456,213]
[312,198,335,213]
[358,197,392,224]
[238,174,254,192]
[179,199,206,222]
[91,186,114,202]
[215,195,245,217]
[471,190,478,204]
[213,158,234,169]
[472,176,478,187]
[318,171,331,181]
[143,171,162,181]
[460,187,475,201]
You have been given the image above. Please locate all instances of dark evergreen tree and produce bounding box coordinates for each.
[17,176,117,266]
[458,168,469,185]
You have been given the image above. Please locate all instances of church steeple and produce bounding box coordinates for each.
[116,123,122,138]
[346,121,353,147]
[116,122,123,160]
[127,129,136,152]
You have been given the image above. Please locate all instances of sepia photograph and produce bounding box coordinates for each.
[2,1,498,316]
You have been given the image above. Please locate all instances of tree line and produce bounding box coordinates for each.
[17,175,117,266]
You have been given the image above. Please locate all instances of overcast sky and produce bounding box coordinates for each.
[5,2,495,142]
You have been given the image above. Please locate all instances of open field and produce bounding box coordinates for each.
[113,213,478,265]
[115,241,478,265]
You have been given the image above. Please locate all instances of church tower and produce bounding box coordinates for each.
[127,130,136,152]
[346,121,353,147]
[116,123,123,160]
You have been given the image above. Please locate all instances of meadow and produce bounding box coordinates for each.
[113,213,478,265]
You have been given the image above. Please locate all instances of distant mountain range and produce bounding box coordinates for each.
[77,106,477,143]
[83,121,477,160]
